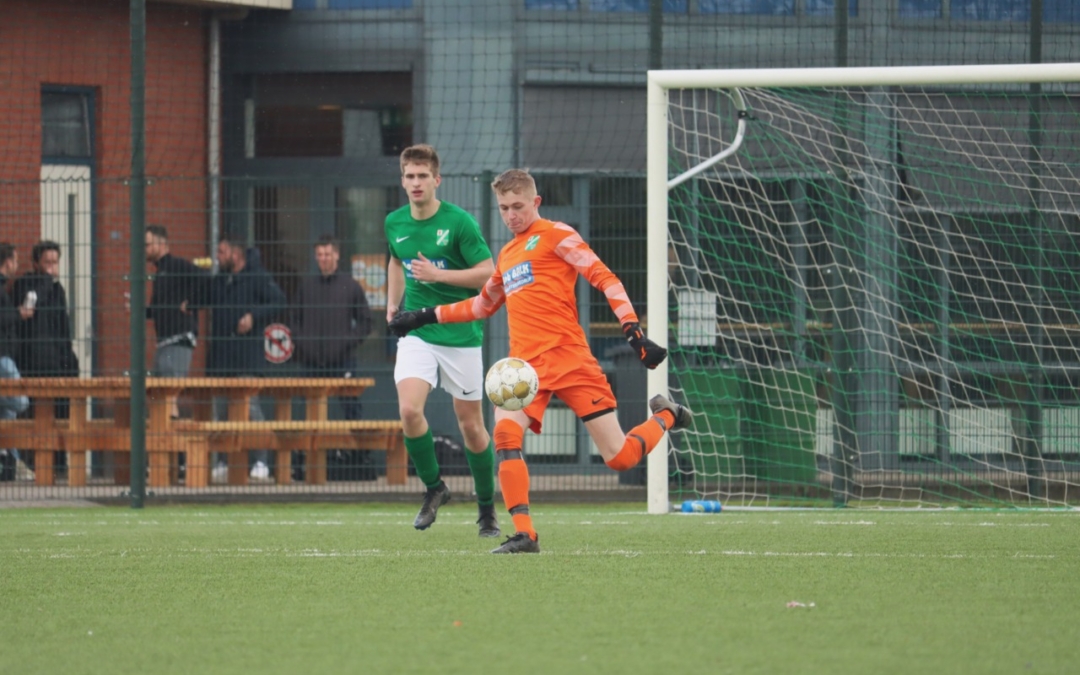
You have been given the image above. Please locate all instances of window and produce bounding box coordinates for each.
[41,90,92,160]
[699,0,858,16]
[293,0,412,8]
[899,0,941,18]
[524,0,579,8]
[526,0,856,15]
[328,0,411,7]
[949,0,1079,22]
[802,0,857,17]
[522,86,645,171]
[525,0,690,11]
[588,0,688,11]
[700,0,794,14]
[249,72,412,159]
[255,106,343,157]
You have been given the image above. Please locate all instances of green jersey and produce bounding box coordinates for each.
[385,201,492,347]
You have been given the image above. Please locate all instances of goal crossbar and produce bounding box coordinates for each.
[648,62,1080,90]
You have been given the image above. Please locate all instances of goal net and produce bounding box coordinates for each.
[646,64,1080,511]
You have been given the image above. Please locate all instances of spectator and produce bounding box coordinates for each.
[203,233,286,480]
[0,243,31,481]
[10,240,79,476]
[291,234,373,480]
[293,234,372,384]
[11,240,80,381]
[142,225,208,416]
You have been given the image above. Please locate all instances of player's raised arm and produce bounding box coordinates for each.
[551,223,667,369]
[388,271,505,337]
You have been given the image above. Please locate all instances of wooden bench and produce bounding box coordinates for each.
[0,376,400,489]
[0,418,204,487]
[172,419,406,486]
[0,418,406,488]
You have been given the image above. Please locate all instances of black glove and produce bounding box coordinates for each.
[388,307,437,338]
[623,322,667,369]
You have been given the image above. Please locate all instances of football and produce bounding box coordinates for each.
[484,357,540,411]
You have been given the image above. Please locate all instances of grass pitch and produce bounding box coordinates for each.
[1,502,1078,675]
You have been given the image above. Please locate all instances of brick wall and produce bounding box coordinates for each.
[0,0,210,374]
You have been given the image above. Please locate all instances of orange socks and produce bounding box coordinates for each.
[494,418,536,540]
[605,411,675,472]
[499,457,535,539]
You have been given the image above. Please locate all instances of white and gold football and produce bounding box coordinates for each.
[484,357,540,412]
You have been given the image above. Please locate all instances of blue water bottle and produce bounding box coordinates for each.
[681,500,723,513]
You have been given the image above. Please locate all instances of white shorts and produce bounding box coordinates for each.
[393,335,484,401]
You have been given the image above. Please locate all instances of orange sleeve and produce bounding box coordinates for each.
[552,224,639,326]
[435,270,505,324]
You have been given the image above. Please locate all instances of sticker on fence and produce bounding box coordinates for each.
[264,323,294,364]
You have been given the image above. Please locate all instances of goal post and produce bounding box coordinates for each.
[647,63,1080,513]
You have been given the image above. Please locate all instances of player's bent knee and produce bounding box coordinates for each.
[398,402,424,422]
[493,418,525,450]
[461,426,490,452]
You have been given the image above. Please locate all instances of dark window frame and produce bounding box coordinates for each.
[41,86,95,165]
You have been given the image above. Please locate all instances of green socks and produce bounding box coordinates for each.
[406,431,496,505]
[405,430,440,488]
[465,439,497,506]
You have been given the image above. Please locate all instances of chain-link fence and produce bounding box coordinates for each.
[2,0,1078,503]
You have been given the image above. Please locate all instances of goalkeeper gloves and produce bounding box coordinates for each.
[388,307,437,337]
[622,322,667,369]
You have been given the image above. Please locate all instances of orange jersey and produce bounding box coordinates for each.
[437,218,639,362]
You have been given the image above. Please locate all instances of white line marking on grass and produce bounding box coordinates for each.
[707,550,1063,560]
[812,520,876,526]
[562,549,642,558]
[9,546,1071,561]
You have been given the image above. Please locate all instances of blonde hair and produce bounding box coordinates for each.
[399,144,440,176]
[490,169,536,196]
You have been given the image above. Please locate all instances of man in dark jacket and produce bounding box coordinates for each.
[291,235,373,481]
[293,234,373,413]
[10,240,79,475]
[11,241,79,381]
[0,243,30,481]
[144,225,207,381]
[203,234,286,479]
[206,235,286,377]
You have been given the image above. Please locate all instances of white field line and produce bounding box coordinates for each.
[5,546,1065,560]
[3,516,1069,531]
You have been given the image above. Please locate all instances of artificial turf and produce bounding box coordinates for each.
[1,503,1077,674]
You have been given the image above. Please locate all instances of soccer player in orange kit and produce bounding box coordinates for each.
[389,168,692,554]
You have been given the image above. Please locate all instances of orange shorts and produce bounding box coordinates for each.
[521,343,616,434]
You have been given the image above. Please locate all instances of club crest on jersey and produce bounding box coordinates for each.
[525,235,541,251]
[503,261,534,293]
[436,229,450,246]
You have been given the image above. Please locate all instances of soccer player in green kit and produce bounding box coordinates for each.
[386,144,500,537]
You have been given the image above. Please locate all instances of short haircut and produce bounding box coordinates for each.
[400,144,440,177]
[314,233,340,253]
[219,231,245,251]
[146,224,168,241]
[32,240,61,264]
[491,169,536,196]
[0,242,14,267]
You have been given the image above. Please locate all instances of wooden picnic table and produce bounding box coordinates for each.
[0,376,405,488]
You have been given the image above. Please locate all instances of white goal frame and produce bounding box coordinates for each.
[645,62,1080,514]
